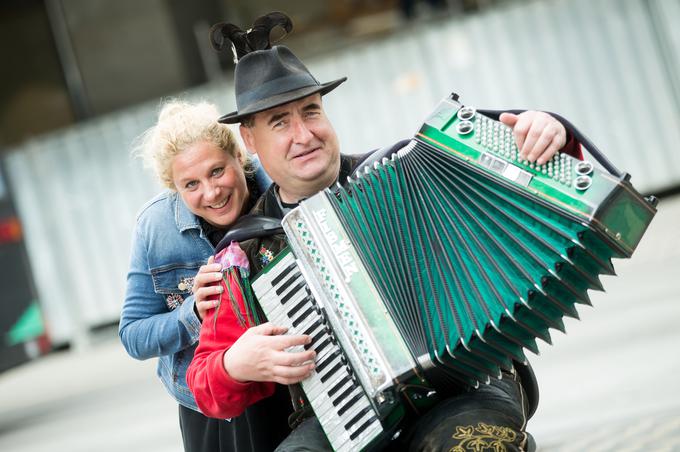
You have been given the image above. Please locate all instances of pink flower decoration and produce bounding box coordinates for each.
[214,241,250,271]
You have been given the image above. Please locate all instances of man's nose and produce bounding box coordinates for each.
[291,117,314,144]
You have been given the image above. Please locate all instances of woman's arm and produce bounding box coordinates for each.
[119,225,202,360]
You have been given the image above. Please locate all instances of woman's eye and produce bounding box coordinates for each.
[211,167,224,177]
[185,181,198,190]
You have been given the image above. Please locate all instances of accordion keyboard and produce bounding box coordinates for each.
[253,250,384,452]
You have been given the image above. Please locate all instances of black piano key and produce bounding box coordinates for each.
[327,376,351,398]
[349,416,379,441]
[316,351,340,373]
[304,330,326,351]
[313,337,332,354]
[292,307,314,327]
[274,272,301,296]
[287,297,309,318]
[271,262,297,287]
[301,319,322,336]
[320,361,344,383]
[344,406,372,430]
[281,281,307,305]
[310,328,326,342]
[331,384,356,407]
[337,392,364,416]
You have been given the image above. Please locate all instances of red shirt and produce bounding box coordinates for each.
[186,270,275,418]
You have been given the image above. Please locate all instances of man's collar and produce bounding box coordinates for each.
[259,154,364,219]
[338,154,356,183]
[261,183,284,218]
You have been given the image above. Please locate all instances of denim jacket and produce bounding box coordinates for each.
[119,166,271,411]
[119,190,214,410]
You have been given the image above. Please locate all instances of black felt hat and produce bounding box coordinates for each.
[217,46,346,124]
[210,12,346,124]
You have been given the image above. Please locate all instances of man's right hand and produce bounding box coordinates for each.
[223,322,316,385]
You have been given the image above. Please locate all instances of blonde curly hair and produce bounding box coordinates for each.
[135,100,250,190]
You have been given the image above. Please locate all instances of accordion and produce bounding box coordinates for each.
[251,94,657,451]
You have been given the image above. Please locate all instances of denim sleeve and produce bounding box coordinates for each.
[119,224,202,360]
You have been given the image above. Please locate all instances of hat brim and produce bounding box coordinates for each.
[218,77,347,124]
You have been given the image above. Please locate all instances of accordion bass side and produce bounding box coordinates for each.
[251,94,657,451]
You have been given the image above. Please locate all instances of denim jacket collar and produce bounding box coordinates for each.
[173,192,202,233]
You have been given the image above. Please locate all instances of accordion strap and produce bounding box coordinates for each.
[514,361,539,420]
[215,214,283,254]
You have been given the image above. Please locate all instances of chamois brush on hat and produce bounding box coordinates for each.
[210,12,347,124]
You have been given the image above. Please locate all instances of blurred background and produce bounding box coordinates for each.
[0,0,679,451]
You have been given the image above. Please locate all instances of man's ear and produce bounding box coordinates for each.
[239,124,257,155]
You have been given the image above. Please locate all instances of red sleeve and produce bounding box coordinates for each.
[186,272,275,419]
[561,128,583,160]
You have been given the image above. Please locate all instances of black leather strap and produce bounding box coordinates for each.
[514,360,539,419]
[214,214,283,254]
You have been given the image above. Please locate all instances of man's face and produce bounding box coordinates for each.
[240,94,340,203]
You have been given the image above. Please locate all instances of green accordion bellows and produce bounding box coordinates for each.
[320,97,657,386]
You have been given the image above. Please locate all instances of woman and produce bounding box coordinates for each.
[119,100,292,452]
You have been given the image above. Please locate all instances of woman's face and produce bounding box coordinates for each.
[171,141,248,227]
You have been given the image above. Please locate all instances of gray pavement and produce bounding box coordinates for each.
[0,335,182,452]
[1,195,678,452]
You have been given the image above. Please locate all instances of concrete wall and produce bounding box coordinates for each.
[59,0,190,115]
[4,0,680,347]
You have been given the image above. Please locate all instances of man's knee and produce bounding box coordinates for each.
[404,373,530,451]
[411,406,529,451]
[274,417,332,452]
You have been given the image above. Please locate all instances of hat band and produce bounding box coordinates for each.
[237,73,320,112]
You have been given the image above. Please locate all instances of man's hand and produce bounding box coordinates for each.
[223,323,316,385]
[499,111,566,165]
[192,255,224,320]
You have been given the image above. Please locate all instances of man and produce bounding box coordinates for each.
[188,16,581,452]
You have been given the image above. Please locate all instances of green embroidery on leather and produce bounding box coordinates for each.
[450,422,517,452]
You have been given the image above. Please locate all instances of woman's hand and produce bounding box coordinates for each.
[223,323,316,385]
[192,255,224,320]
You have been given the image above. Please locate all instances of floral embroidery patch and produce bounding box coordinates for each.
[177,276,194,292]
[450,422,517,452]
[165,293,184,310]
[258,246,274,266]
